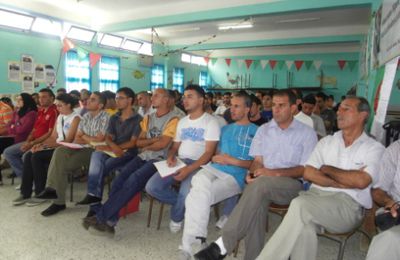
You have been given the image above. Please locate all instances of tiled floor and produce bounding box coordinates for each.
[0,168,368,260]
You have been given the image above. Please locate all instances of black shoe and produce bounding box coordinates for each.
[88,221,115,237]
[86,210,96,218]
[76,194,101,205]
[36,188,58,199]
[82,215,97,230]
[41,203,66,217]
[194,242,226,260]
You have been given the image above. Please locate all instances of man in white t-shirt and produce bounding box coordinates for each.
[292,89,314,128]
[214,92,231,116]
[145,84,220,233]
[255,96,384,260]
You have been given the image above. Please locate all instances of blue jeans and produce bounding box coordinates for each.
[221,195,239,216]
[95,157,157,225]
[145,158,197,223]
[87,151,135,199]
[3,142,28,177]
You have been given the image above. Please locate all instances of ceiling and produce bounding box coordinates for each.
[0,0,374,57]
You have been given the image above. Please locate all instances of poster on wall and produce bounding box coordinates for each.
[21,54,34,74]
[22,75,34,93]
[35,64,45,82]
[45,65,56,87]
[370,56,399,143]
[8,61,21,81]
[378,0,400,66]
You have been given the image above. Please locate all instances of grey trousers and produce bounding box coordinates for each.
[222,176,303,260]
[366,223,400,260]
[257,188,364,260]
[46,146,93,205]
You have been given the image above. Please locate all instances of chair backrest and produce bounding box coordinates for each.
[383,120,400,147]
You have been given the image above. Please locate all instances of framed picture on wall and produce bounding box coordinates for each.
[8,61,21,82]
[21,54,34,74]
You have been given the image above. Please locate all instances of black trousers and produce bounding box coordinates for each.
[20,149,54,198]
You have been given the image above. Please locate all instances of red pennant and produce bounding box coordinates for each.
[225,58,231,67]
[89,53,101,68]
[269,60,277,70]
[245,59,253,69]
[204,57,210,64]
[62,38,74,53]
[294,60,304,71]
[337,60,346,70]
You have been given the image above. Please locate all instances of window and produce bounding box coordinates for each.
[99,34,123,48]
[199,71,208,88]
[99,56,120,92]
[65,51,91,92]
[173,68,184,93]
[0,8,34,31]
[181,53,191,63]
[121,39,142,52]
[191,56,207,66]
[31,18,62,36]
[150,64,164,90]
[138,42,153,56]
[66,26,96,43]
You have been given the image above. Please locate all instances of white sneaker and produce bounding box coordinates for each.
[216,215,228,229]
[169,220,182,233]
[26,197,48,207]
[15,184,21,190]
[12,195,29,206]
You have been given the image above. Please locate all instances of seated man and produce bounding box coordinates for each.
[145,85,219,234]
[196,89,317,260]
[76,87,142,217]
[302,94,327,139]
[180,92,258,259]
[366,140,400,260]
[253,96,384,260]
[82,88,180,236]
[36,91,110,216]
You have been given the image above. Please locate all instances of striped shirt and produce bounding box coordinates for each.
[374,140,400,201]
[79,110,110,137]
[0,101,13,128]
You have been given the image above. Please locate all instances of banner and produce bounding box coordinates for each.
[338,60,347,70]
[378,1,400,66]
[314,60,322,70]
[294,60,304,71]
[304,60,313,70]
[285,60,293,70]
[89,53,102,68]
[260,60,269,70]
[225,58,231,67]
[237,59,244,69]
[245,59,253,69]
[269,60,277,70]
[211,58,218,65]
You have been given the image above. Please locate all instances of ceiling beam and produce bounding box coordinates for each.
[101,0,373,32]
[166,34,364,51]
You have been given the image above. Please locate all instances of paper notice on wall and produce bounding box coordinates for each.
[21,54,34,74]
[378,0,400,66]
[35,64,45,82]
[8,61,21,81]
[22,75,34,93]
[45,65,56,87]
[370,56,399,143]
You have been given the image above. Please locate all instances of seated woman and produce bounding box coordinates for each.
[0,93,37,185]
[12,93,80,206]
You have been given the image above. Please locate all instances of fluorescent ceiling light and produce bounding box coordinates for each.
[31,18,62,36]
[67,26,96,42]
[100,34,123,48]
[0,9,34,30]
[276,17,320,24]
[121,39,143,52]
[165,27,201,33]
[218,23,253,30]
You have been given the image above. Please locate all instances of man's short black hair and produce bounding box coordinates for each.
[39,88,55,99]
[315,92,327,101]
[233,91,252,108]
[250,94,262,106]
[117,87,136,102]
[185,84,205,98]
[93,91,107,107]
[101,90,116,100]
[303,94,317,105]
[273,89,297,105]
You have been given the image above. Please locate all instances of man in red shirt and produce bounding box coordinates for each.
[4,89,58,178]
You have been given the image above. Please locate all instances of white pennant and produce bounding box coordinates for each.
[237,59,244,69]
[260,60,269,70]
[314,60,322,70]
[285,60,293,70]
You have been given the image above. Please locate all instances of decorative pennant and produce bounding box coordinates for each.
[260,60,269,70]
[294,60,304,71]
[253,60,260,69]
[285,60,294,70]
[314,60,322,70]
[211,58,218,65]
[62,38,75,53]
[237,59,245,69]
[269,60,277,70]
[89,53,102,68]
[278,60,285,70]
[225,58,231,67]
[204,57,210,64]
[337,60,347,70]
[348,60,358,71]
[304,60,313,70]
[245,59,253,69]
[76,47,88,61]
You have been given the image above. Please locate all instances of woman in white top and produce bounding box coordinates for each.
[13,93,81,206]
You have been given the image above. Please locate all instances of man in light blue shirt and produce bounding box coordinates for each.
[195,89,318,260]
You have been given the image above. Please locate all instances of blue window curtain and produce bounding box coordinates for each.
[199,71,208,88]
[65,51,91,92]
[172,67,184,93]
[150,64,164,90]
[99,56,120,92]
